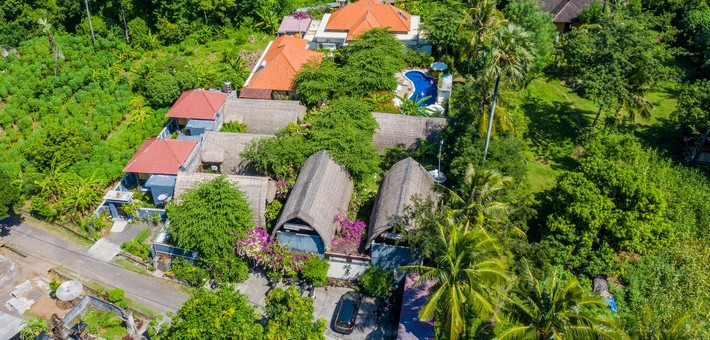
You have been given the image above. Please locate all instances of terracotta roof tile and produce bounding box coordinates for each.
[123,138,198,175]
[243,35,322,93]
[327,0,411,36]
[166,89,229,120]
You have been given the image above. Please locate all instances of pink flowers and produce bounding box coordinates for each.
[234,227,311,275]
[274,177,290,198]
[331,213,367,248]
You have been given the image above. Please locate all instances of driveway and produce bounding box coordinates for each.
[235,275,397,340]
[0,217,188,314]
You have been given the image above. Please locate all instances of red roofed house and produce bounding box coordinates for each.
[240,35,323,100]
[538,0,600,33]
[123,138,200,205]
[305,0,427,49]
[166,89,229,136]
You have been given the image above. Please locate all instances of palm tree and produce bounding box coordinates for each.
[256,6,281,36]
[402,219,508,340]
[118,0,130,43]
[460,0,505,61]
[396,93,437,116]
[447,165,514,233]
[84,0,96,46]
[38,18,59,76]
[497,261,628,340]
[482,23,534,161]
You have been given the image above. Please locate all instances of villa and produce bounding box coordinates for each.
[271,150,353,254]
[122,138,200,205]
[222,97,307,134]
[166,89,230,137]
[200,131,273,175]
[240,35,322,100]
[539,0,598,33]
[371,112,447,153]
[304,0,428,50]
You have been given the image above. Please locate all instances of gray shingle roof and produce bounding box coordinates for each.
[371,112,447,153]
[200,131,273,175]
[367,157,436,249]
[272,150,354,251]
[174,172,275,228]
[222,97,307,134]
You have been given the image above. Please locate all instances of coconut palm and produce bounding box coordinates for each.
[84,0,96,46]
[446,165,514,233]
[38,18,59,76]
[497,261,628,340]
[396,93,437,116]
[460,0,505,61]
[401,218,508,340]
[482,23,534,161]
[118,0,130,43]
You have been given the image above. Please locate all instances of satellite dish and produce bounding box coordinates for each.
[429,169,447,184]
[157,194,168,202]
[56,280,83,301]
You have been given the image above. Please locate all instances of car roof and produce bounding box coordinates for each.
[337,300,357,322]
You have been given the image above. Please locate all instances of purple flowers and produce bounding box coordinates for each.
[234,227,311,275]
[331,213,367,248]
[274,176,291,198]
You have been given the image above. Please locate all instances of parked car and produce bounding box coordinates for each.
[333,291,362,334]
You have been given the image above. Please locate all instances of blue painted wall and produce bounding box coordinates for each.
[276,231,325,254]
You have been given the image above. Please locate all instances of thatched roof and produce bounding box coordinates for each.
[222,97,307,134]
[371,112,447,153]
[200,131,273,175]
[367,157,435,249]
[174,172,276,228]
[273,150,354,251]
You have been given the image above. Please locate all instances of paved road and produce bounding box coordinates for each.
[0,217,188,314]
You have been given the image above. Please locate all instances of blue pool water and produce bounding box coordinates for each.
[405,70,437,106]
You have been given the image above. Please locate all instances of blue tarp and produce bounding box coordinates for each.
[606,297,618,313]
[184,119,215,136]
[144,175,177,205]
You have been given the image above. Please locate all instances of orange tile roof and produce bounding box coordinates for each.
[166,89,229,120]
[242,35,323,93]
[123,138,198,175]
[327,0,411,38]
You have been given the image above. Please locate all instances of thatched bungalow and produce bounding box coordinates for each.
[200,131,273,175]
[371,112,447,154]
[368,158,435,270]
[173,172,276,228]
[222,97,307,135]
[272,150,354,254]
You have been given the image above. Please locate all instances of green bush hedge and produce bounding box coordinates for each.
[359,267,392,297]
[300,256,329,286]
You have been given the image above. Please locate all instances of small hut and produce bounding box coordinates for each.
[222,98,307,134]
[371,112,447,154]
[200,131,273,175]
[173,172,275,228]
[272,150,354,254]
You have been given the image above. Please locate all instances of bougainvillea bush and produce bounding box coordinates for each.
[331,213,367,248]
[235,227,310,278]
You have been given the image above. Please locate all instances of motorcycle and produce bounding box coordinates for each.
[265,278,277,296]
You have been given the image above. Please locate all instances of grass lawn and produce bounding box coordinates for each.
[520,76,679,192]
[114,258,150,276]
[82,309,127,340]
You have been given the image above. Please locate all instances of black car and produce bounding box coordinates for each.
[333,291,362,334]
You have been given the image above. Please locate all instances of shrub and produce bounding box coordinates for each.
[107,288,127,308]
[49,277,60,298]
[170,257,209,287]
[21,317,48,340]
[121,239,150,261]
[300,256,329,286]
[359,267,392,297]
[146,73,180,108]
[220,121,247,133]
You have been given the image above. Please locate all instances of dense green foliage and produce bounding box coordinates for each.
[169,257,209,287]
[220,121,247,133]
[672,79,710,133]
[166,176,253,282]
[120,229,151,260]
[359,266,392,297]
[21,317,49,340]
[264,286,326,340]
[244,97,380,185]
[166,287,263,339]
[300,256,329,286]
[107,287,127,308]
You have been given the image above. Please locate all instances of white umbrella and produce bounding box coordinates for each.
[56,280,83,301]
[430,62,448,71]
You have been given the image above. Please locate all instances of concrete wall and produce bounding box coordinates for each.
[181,140,202,173]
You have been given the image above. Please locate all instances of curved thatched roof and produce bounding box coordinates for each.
[222,97,306,134]
[371,112,447,154]
[367,157,435,249]
[200,131,273,175]
[174,172,276,228]
[272,150,354,251]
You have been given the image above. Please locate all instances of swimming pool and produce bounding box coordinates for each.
[405,70,438,106]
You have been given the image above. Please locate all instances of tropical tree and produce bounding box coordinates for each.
[460,0,506,61]
[446,165,513,232]
[38,18,59,76]
[118,0,130,43]
[396,93,437,116]
[401,218,508,340]
[671,79,710,166]
[497,262,628,340]
[21,317,49,340]
[255,3,281,35]
[83,0,96,46]
[264,286,326,340]
[482,23,534,160]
